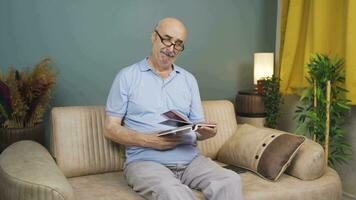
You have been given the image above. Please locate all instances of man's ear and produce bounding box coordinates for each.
[150,32,155,44]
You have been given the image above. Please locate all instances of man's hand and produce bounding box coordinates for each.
[143,133,183,150]
[104,115,183,150]
[196,122,217,141]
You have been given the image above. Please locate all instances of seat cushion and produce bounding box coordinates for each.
[68,168,341,200]
[240,167,341,200]
[68,171,205,200]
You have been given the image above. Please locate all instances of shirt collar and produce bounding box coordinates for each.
[139,58,181,73]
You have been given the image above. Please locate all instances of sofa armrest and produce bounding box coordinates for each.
[0,141,75,200]
[286,138,326,180]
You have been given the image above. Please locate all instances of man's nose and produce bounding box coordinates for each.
[167,44,175,52]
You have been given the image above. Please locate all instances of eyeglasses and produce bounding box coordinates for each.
[154,30,185,52]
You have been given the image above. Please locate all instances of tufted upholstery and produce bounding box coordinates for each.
[198,101,238,159]
[51,106,125,178]
[0,141,74,200]
[51,101,238,177]
[0,100,342,200]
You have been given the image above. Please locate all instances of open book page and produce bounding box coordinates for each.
[158,111,216,136]
[157,125,192,136]
[157,120,216,136]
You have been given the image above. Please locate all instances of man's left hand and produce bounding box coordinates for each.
[196,123,217,141]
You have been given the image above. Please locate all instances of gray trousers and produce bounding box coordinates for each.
[124,155,244,200]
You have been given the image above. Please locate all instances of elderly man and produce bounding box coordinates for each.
[104,17,243,200]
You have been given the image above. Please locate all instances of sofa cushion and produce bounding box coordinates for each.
[68,171,205,200]
[67,168,341,200]
[217,124,305,181]
[51,106,125,178]
[197,100,239,159]
[51,100,238,177]
[240,167,342,200]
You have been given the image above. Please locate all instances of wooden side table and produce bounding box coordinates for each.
[235,91,266,127]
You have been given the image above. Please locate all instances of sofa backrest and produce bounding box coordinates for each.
[198,100,238,158]
[51,100,238,178]
[51,106,125,178]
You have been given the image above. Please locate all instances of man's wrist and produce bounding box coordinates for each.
[137,133,149,147]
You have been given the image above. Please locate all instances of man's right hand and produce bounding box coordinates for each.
[143,133,183,150]
[104,116,183,150]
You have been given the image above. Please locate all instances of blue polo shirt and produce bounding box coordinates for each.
[106,58,204,166]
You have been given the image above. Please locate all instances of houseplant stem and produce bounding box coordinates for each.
[313,81,317,142]
[324,80,331,165]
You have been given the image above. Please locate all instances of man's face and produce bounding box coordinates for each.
[151,24,186,68]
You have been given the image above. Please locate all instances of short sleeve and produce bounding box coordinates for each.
[188,75,204,123]
[105,70,129,117]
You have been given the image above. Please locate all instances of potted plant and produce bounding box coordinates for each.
[294,54,352,167]
[260,76,283,128]
[0,58,57,152]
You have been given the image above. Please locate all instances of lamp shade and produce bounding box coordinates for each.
[254,53,274,84]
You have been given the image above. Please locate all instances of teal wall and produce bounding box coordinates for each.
[0,0,277,146]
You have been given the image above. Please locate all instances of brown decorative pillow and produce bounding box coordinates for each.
[217,124,305,181]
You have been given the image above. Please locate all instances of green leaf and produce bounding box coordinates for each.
[294,53,351,167]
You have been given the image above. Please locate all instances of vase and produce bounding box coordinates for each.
[0,123,44,153]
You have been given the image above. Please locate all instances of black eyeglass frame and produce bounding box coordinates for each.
[154,30,185,52]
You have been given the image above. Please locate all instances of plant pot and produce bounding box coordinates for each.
[0,123,44,153]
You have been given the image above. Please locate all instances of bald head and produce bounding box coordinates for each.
[148,17,187,69]
[155,17,187,42]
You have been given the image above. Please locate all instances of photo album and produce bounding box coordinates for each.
[158,110,216,136]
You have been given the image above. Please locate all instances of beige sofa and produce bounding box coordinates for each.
[0,100,342,200]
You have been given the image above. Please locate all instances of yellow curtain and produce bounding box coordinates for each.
[279,0,356,104]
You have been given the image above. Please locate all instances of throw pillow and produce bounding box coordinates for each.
[217,124,305,181]
[286,138,326,180]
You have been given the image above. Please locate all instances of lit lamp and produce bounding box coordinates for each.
[235,52,275,127]
[254,53,274,93]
